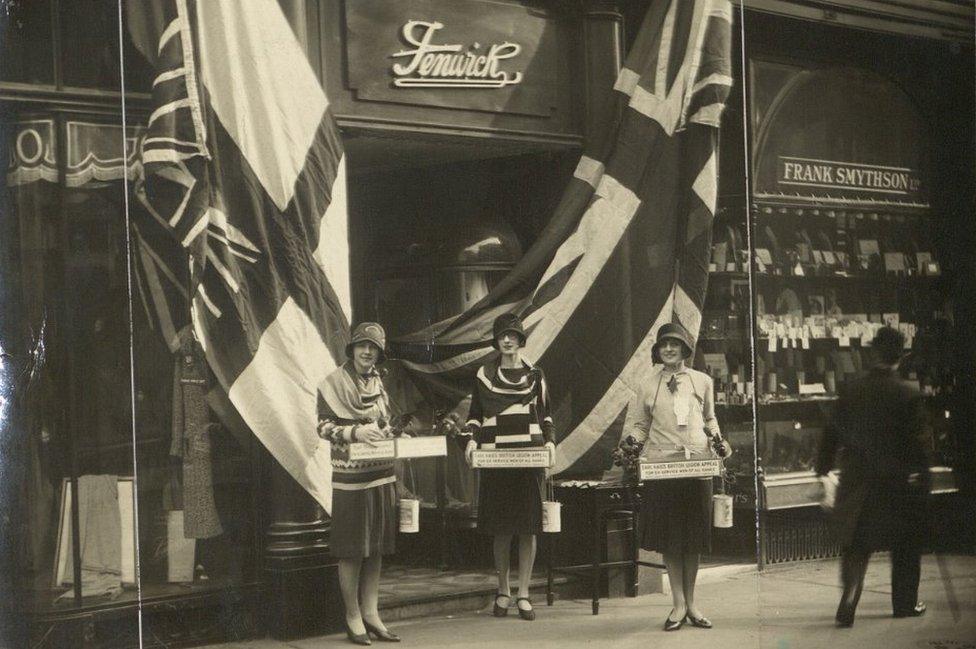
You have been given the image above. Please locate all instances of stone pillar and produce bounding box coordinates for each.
[264,459,342,639]
[580,0,625,148]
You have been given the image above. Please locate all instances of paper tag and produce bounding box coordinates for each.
[793,263,805,276]
[768,336,778,352]
[708,262,717,272]
[799,383,827,395]
[839,335,850,347]
[823,251,837,265]
[726,262,737,272]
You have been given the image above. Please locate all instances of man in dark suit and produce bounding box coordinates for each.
[816,326,930,627]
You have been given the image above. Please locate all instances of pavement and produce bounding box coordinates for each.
[203,554,976,649]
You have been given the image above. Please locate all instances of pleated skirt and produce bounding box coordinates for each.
[330,481,397,559]
[640,478,712,554]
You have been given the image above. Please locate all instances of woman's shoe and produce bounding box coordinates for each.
[663,611,685,631]
[492,593,511,617]
[515,597,536,621]
[363,621,401,642]
[346,626,372,646]
[687,614,713,629]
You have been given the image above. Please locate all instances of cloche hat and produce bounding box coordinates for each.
[346,322,386,363]
[491,313,526,349]
[651,322,694,363]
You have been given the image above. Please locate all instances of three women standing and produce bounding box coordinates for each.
[464,313,556,621]
[624,322,730,631]
[318,323,401,645]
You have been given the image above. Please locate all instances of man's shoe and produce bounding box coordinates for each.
[893,602,926,618]
[835,602,855,628]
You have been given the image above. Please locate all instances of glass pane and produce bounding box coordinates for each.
[3,130,137,638]
[0,0,55,84]
[62,0,153,92]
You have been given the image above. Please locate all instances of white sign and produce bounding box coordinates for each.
[345,440,397,461]
[639,459,722,481]
[472,449,550,468]
[395,436,448,459]
[391,21,523,88]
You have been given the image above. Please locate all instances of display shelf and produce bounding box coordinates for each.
[760,466,959,511]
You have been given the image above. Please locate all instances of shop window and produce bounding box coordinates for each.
[0,0,55,84]
[60,0,119,89]
[5,117,257,625]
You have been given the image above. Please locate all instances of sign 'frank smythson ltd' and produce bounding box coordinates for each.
[391,20,523,89]
[778,156,922,196]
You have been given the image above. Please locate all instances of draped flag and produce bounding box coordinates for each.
[393,0,733,474]
[126,0,350,512]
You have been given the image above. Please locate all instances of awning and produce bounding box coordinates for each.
[6,120,144,188]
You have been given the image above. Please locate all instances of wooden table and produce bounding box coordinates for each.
[544,481,664,615]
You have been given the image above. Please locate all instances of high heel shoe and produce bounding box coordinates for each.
[663,610,685,631]
[346,625,372,646]
[515,597,535,621]
[687,613,713,629]
[363,620,401,642]
[492,593,511,617]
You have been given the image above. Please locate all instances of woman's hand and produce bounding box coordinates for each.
[355,424,388,446]
[464,439,477,466]
[545,441,557,468]
[316,420,335,440]
[715,439,733,458]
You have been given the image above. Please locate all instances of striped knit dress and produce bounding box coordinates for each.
[467,358,554,535]
[319,362,396,559]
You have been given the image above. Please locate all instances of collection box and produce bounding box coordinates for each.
[343,437,450,461]
[395,436,448,458]
[471,448,550,468]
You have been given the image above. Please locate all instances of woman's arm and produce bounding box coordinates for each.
[537,369,556,444]
[465,380,485,444]
[703,376,721,440]
[626,386,651,445]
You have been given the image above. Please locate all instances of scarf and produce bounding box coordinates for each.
[319,362,388,423]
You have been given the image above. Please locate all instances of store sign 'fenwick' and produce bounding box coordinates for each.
[391,20,523,88]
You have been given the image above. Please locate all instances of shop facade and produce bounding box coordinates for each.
[1,1,972,647]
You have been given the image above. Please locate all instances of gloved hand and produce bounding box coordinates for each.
[316,420,335,440]
[355,423,388,446]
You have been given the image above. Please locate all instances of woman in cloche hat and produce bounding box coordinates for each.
[317,322,402,645]
[464,313,556,621]
[621,322,731,632]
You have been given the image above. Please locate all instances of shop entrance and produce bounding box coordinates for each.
[344,131,579,573]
